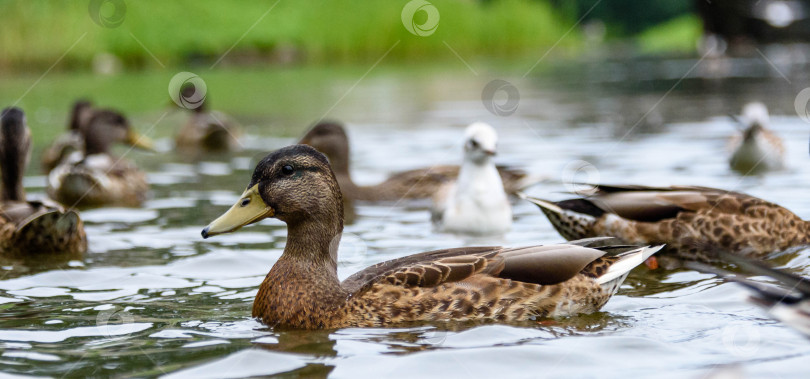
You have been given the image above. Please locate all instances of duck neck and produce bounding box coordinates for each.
[458,157,502,195]
[284,217,342,272]
[0,141,26,203]
[255,215,347,328]
[0,162,24,202]
[83,127,111,156]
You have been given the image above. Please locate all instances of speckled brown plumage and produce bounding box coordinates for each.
[524,184,810,262]
[202,145,659,329]
[47,110,150,208]
[298,121,534,201]
[0,107,87,258]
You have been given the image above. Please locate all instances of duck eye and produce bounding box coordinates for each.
[469,140,479,149]
[240,198,251,207]
[281,165,294,176]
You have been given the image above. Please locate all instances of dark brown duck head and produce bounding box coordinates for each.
[82,110,154,155]
[742,123,763,142]
[298,121,350,176]
[181,81,208,114]
[69,100,94,132]
[0,107,31,202]
[202,145,344,263]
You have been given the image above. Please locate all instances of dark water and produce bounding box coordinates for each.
[1,55,810,378]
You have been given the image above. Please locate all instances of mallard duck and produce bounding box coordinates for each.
[693,252,810,338]
[522,184,810,263]
[0,107,86,258]
[47,110,153,208]
[432,122,512,235]
[729,102,784,175]
[41,100,95,173]
[200,145,661,329]
[298,121,536,201]
[174,89,241,154]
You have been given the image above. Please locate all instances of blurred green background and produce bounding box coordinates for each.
[0,0,704,145]
[0,0,700,72]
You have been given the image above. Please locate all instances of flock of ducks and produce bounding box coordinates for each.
[0,99,808,335]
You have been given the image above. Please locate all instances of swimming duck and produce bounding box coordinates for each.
[729,102,784,175]
[694,252,810,338]
[41,100,95,173]
[174,93,241,154]
[522,184,810,263]
[47,110,153,208]
[298,121,536,201]
[200,144,660,329]
[432,122,512,235]
[0,107,86,258]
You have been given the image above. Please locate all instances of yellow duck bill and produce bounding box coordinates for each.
[126,129,156,151]
[201,184,274,239]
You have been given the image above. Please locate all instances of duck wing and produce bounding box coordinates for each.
[341,239,626,296]
[569,184,758,222]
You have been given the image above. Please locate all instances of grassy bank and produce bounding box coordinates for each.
[0,0,581,72]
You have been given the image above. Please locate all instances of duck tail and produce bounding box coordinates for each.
[518,193,598,240]
[596,245,663,291]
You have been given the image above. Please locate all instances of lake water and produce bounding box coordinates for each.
[1,55,809,378]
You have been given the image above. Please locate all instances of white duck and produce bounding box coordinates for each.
[729,102,785,175]
[432,122,512,235]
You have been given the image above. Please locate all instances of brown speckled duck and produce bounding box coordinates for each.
[47,110,152,208]
[41,100,95,173]
[298,121,536,201]
[201,145,660,329]
[522,184,810,263]
[0,107,86,258]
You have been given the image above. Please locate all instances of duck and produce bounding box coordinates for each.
[41,100,95,173]
[692,251,810,338]
[521,184,810,263]
[47,110,153,208]
[200,144,661,329]
[174,90,241,154]
[0,107,86,258]
[729,102,784,175]
[432,122,512,235]
[298,121,536,202]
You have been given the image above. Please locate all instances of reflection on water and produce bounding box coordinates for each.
[1,56,810,377]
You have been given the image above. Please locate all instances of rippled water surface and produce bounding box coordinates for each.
[1,58,810,378]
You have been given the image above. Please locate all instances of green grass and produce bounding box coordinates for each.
[636,14,702,54]
[0,0,580,71]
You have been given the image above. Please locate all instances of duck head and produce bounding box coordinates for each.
[82,110,154,155]
[298,121,350,175]
[0,107,31,202]
[202,144,343,239]
[741,102,769,141]
[463,122,498,165]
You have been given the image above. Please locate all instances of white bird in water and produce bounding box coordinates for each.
[728,102,785,175]
[432,122,512,235]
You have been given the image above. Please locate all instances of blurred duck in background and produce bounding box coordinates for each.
[432,122,512,236]
[41,100,95,173]
[174,85,242,155]
[0,107,86,258]
[694,251,810,338]
[729,102,784,175]
[47,110,153,208]
[298,120,537,202]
